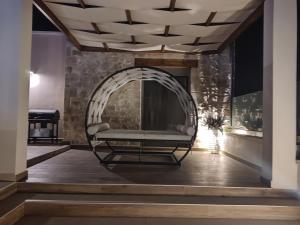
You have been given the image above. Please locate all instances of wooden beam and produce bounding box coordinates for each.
[102,43,109,51]
[125,9,133,25]
[160,0,176,52]
[161,25,170,52]
[164,25,170,37]
[33,0,81,50]
[77,0,86,9]
[91,22,109,50]
[205,12,217,26]
[193,37,201,46]
[135,58,198,68]
[91,22,101,34]
[169,0,176,11]
[131,35,136,44]
[217,2,264,53]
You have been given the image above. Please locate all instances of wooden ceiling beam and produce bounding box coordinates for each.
[131,35,136,44]
[102,43,109,51]
[33,0,82,50]
[91,22,101,34]
[193,37,201,46]
[77,0,86,9]
[164,25,170,37]
[169,0,176,11]
[125,9,133,25]
[205,12,217,26]
[161,25,170,52]
[91,22,109,50]
[161,0,176,52]
[125,10,138,45]
[216,2,264,53]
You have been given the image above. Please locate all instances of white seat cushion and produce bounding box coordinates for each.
[95,129,192,142]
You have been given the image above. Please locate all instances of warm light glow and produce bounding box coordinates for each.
[195,124,226,151]
[30,71,40,88]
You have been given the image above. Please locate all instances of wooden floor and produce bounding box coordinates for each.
[27,145,70,168]
[26,149,266,187]
[27,145,69,161]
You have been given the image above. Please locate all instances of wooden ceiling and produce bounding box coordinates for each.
[34,0,264,54]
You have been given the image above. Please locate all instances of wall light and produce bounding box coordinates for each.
[30,71,40,88]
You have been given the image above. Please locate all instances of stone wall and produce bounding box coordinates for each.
[102,81,141,130]
[64,47,135,143]
[64,45,232,144]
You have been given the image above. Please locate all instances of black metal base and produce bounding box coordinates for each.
[91,141,192,166]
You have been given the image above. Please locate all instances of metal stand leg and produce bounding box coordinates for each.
[89,138,191,166]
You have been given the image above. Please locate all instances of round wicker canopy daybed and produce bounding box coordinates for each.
[85,67,198,166]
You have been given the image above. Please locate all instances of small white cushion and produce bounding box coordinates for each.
[176,124,195,136]
[176,124,186,133]
[186,127,195,136]
[87,123,110,135]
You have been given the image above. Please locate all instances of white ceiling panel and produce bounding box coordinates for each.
[99,23,165,36]
[214,9,254,23]
[132,10,210,25]
[170,24,240,37]
[84,0,170,10]
[71,30,131,43]
[60,17,93,30]
[45,2,126,23]
[176,0,261,12]
[136,35,195,45]
[108,43,162,51]
[168,43,220,52]
[44,0,78,3]
[39,0,263,53]
[78,39,105,48]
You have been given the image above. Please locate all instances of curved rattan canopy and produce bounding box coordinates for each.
[86,67,198,139]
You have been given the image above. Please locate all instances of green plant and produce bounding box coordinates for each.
[202,115,225,133]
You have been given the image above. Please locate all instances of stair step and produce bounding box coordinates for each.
[15,216,300,225]
[18,182,297,198]
[23,200,300,220]
[1,183,300,225]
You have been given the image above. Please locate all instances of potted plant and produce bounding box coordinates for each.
[202,114,225,153]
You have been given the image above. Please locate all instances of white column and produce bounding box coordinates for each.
[0,0,32,181]
[263,0,298,189]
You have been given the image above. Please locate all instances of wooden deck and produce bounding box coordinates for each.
[27,145,70,167]
[26,149,266,187]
